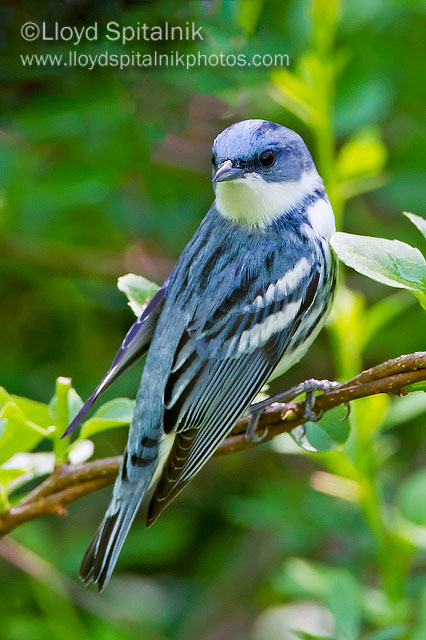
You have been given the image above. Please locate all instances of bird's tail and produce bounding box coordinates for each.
[80,492,141,591]
[80,465,153,591]
[80,432,175,590]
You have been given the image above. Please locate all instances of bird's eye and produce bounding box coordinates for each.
[211,154,216,166]
[259,149,275,167]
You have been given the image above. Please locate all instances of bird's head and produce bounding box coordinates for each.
[212,119,324,227]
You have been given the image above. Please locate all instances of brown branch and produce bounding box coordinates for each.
[1,351,425,537]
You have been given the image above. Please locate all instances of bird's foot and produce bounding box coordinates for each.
[246,378,348,440]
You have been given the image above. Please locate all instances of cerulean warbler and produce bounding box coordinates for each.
[64,119,337,589]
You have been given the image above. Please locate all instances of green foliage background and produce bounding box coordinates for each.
[0,1,425,638]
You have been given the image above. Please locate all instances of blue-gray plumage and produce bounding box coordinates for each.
[68,119,337,590]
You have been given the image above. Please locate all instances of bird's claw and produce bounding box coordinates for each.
[245,409,269,443]
[303,399,323,423]
[341,401,351,422]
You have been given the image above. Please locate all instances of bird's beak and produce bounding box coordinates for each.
[212,159,246,183]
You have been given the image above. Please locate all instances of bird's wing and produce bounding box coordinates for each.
[62,281,168,438]
[146,259,321,525]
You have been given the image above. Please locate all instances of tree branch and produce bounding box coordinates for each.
[1,352,425,537]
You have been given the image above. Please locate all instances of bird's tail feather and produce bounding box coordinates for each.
[80,433,175,590]
[80,487,145,591]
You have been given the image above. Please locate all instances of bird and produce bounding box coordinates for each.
[63,119,338,590]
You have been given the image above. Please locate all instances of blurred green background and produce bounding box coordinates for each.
[0,1,426,639]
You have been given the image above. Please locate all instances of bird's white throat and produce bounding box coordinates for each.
[215,169,326,229]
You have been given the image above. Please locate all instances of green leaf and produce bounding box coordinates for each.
[404,211,426,242]
[405,381,426,393]
[0,468,28,510]
[0,468,28,484]
[0,402,53,465]
[1,386,53,428]
[117,273,160,316]
[80,398,135,439]
[397,468,426,526]
[330,232,426,307]
[326,570,361,640]
[290,405,350,452]
[10,395,52,428]
[0,387,11,408]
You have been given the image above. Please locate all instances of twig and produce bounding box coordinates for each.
[1,351,425,537]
